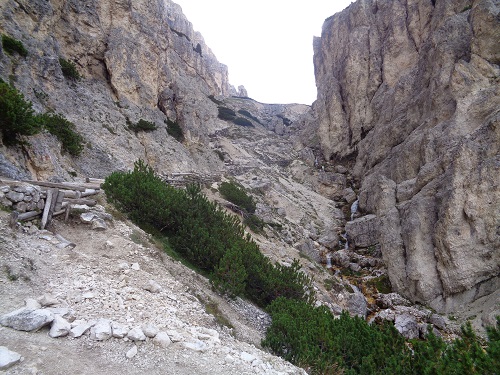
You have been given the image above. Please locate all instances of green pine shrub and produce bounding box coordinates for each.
[233,116,253,127]
[219,180,256,214]
[36,112,84,156]
[129,118,157,133]
[0,80,40,145]
[166,118,184,142]
[238,109,262,124]
[102,161,314,306]
[1,34,28,57]
[59,58,81,81]
[217,106,236,121]
[244,214,265,233]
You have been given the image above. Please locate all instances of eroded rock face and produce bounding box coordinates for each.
[311,0,499,312]
[0,0,230,179]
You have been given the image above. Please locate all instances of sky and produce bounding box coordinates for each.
[173,1,353,105]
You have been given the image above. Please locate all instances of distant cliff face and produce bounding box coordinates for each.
[0,0,231,179]
[312,0,499,312]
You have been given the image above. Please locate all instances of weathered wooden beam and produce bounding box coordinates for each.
[64,198,97,206]
[54,190,65,212]
[18,211,41,221]
[21,180,87,192]
[41,188,56,229]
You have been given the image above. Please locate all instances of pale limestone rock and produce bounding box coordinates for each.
[153,332,172,348]
[127,327,146,341]
[125,345,138,359]
[37,294,59,307]
[69,321,95,338]
[90,319,112,341]
[49,315,71,338]
[310,0,500,313]
[394,314,419,340]
[0,346,22,370]
[345,215,379,249]
[111,322,129,339]
[142,324,158,338]
[0,308,54,331]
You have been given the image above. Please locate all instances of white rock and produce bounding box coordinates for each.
[69,321,95,338]
[37,294,59,307]
[144,280,162,293]
[142,323,158,338]
[153,332,171,348]
[91,218,107,231]
[49,315,71,338]
[25,298,42,310]
[131,263,140,271]
[90,319,112,341]
[0,346,22,370]
[111,322,129,338]
[240,352,256,362]
[127,327,146,341]
[166,330,184,342]
[0,308,54,331]
[125,345,138,359]
[82,292,94,299]
[80,212,95,223]
[184,339,208,352]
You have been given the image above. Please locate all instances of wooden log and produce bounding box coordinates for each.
[21,180,87,192]
[9,211,19,228]
[41,189,55,230]
[54,190,65,212]
[64,204,71,222]
[18,211,41,221]
[81,189,99,198]
[64,198,97,206]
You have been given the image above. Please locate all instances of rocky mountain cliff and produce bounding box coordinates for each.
[0,0,305,181]
[308,0,499,314]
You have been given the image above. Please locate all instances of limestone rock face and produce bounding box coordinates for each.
[0,0,230,179]
[311,0,499,312]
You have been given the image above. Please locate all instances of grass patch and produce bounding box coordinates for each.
[366,275,392,294]
[1,34,27,57]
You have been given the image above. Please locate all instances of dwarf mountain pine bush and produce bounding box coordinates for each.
[1,34,28,57]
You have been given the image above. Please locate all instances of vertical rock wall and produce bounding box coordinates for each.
[312,0,499,312]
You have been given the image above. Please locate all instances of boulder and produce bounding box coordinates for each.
[0,308,54,331]
[127,327,146,341]
[153,332,172,348]
[394,314,419,339]
[345,215,379,249]
[90,319,112,341]
[49,315,71,338]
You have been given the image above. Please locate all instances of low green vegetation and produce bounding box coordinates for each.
[219,180,256,214]
[238,109,262,124]
[1,34,28,57]
[263,298,499,375]
[59,58,81,81]
[37,112,84,156]
[217,106,236,121]
[0,80,40,145]
[128,118,157,133]
[165,118,184,142]
[0,80,84,154]
[102,161,314,305]
[233,116,253,127]
[208,95,223,105]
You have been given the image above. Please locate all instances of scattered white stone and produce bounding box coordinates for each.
[105,241,114,249]
[184,339,208,352]
[153,332,172,348]
[111,322,129,338]
[25,298,42,310]
[49,315,71,338]
[127,327,146,341]
[118,262,129,270]
[80,212,95,223]
[166,330,184,342]
[90,319,112,341]
[37,294,59,307]
[47,308,73,321]
[0,308,54,331]
[82,292,94,299]
[131,263,140,271]
[125,345,138,359]
[144,280,162,293]
[142,323,158,338]
[91,218,107,231]
[69,321,95,338]
[240,352,256,362]
[0,346,22,370]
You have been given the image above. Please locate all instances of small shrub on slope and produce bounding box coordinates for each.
[37,112,84,156]
[1,35,28,57]
[219,180,256,214]
[0,80,40,145]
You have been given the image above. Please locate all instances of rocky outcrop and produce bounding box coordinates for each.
[311,0,499,313]
[0,0,231,180]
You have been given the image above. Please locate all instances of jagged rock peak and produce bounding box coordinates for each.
[309,0,499,315]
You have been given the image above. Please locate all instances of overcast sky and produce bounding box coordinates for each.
[173,1,353,105]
